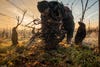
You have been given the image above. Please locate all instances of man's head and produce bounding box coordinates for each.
[78,21,86,27]
[37,1,50,16]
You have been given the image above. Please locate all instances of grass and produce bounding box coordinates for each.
[0,31,99,67]
[0,42,100,67]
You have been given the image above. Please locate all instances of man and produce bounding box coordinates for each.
[75,21,86,45]
[37,1,74,49]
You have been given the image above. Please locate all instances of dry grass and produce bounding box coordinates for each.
[0,28,99,67]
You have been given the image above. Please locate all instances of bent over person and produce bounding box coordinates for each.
[37,1,74,50]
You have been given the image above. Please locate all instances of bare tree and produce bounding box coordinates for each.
[11,11,27,46]
[80,0,98,21]
[75,0,98,45]
[81,0,89,21]
[80,0,99,52]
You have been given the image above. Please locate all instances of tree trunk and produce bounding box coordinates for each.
[11,27,18,46]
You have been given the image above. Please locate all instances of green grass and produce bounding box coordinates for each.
[0,32,99,67]
[0,44,100,67]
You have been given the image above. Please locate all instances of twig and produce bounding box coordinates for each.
[86,0,98,11]
[16,11,27,28]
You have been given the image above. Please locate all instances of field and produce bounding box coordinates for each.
[0,0,99,66]
[0,27,99,67]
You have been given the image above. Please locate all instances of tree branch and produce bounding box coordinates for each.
[81,0,89,21]
[86,0,98,11]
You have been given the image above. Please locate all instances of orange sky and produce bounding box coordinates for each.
[0,0,99,29]
[0,0,40,29]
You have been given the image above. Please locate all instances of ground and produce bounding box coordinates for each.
[0,31,99,67]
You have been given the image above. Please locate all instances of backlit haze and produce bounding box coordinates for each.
[0,0,99,29]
